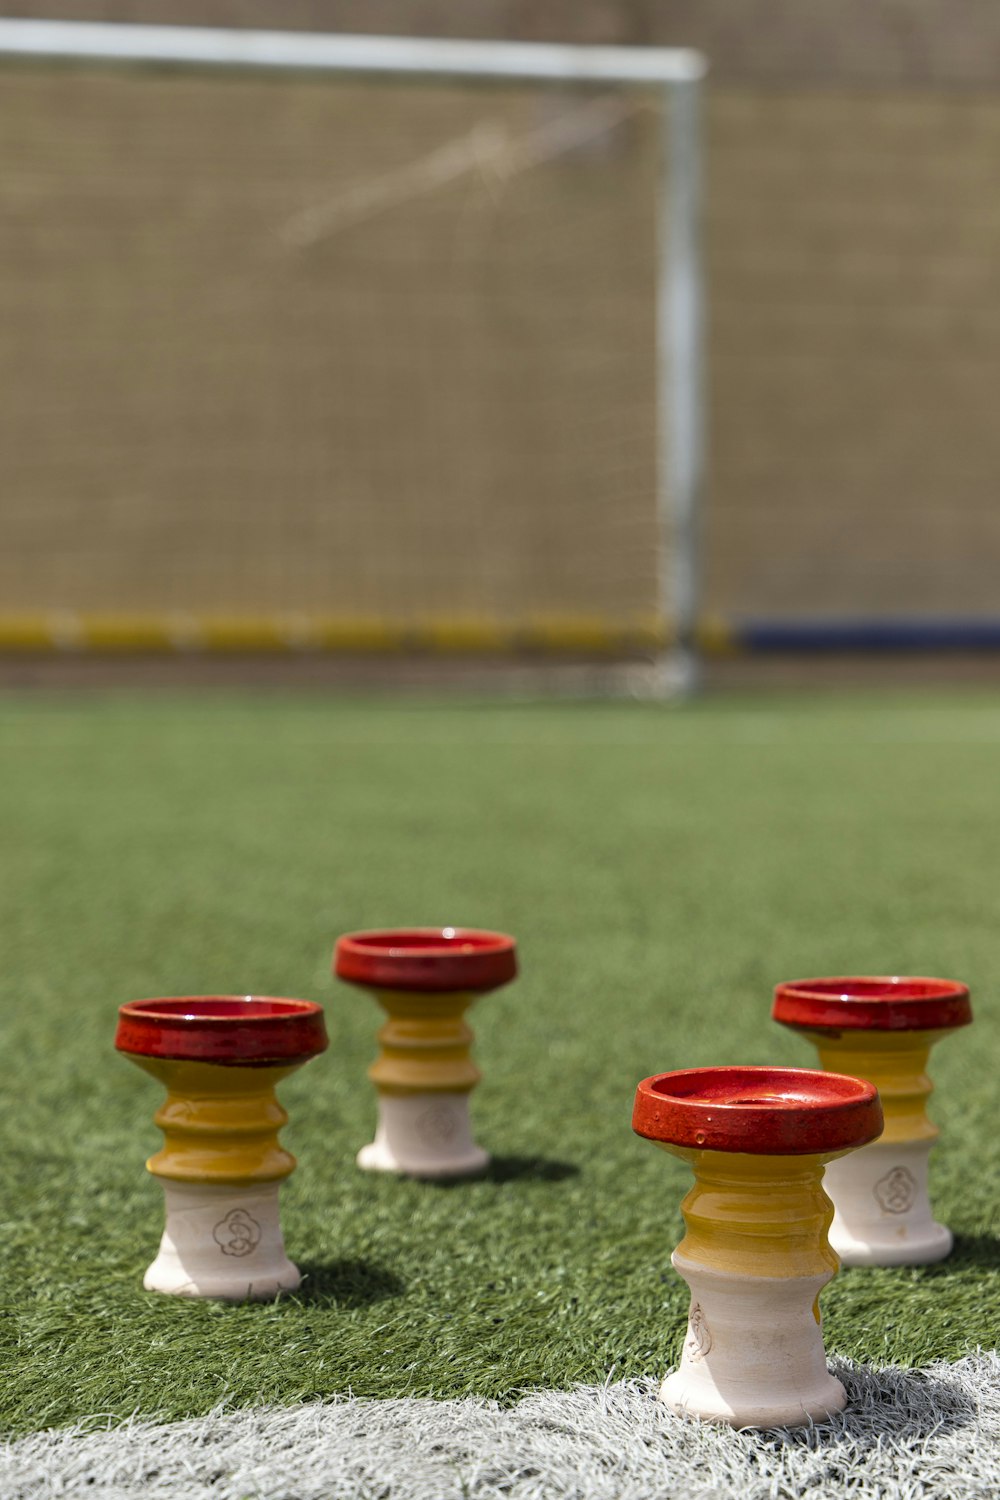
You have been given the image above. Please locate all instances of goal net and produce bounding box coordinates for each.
[0,26,703,667]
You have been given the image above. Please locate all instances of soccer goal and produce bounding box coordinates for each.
[0,21,705,690]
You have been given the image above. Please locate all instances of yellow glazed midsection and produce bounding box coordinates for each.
[368,989,481,1095]
[664,1146,840,1280]
[810,1030,942,1145]
[132,1057,298,1184]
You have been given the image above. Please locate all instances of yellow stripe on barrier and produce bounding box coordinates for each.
[312,619,413,653]
[0,612,748,656]
[82,615,182,651]
[517,614,668,654]
[0,615,68,650]
[695,616,740,656]
[412,619,518,654]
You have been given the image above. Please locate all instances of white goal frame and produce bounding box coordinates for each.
[0,19,706,688]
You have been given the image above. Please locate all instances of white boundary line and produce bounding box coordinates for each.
[0,1355,996,1499]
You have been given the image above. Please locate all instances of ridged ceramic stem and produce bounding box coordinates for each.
[367,988,480,1094]
[133,1057,299,1183]
[808,1029,952,1264]
[360,988,487,1176]
[812,1033,939,1146]
[672,1147,839,1280]
[660,1147,845,1427]
[129,1056,302,1298]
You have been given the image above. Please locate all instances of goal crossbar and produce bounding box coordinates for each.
[0,20,704,86]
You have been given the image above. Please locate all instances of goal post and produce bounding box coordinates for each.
[0,20,706,689]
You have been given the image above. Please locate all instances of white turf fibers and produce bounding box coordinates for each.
[1,1352,997,1500]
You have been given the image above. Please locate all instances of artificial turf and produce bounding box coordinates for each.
[0,689,997,1435]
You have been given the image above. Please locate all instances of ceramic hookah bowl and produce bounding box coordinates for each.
[773,976,971,1265]
[116,995,328,1299]
[334,927,517,1178]
[633,1064,883,1427]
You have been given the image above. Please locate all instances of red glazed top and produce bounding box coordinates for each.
[115,996,329,1065]
[773,976,972,1033]
[334,928,517,993]
[632,1065,883,1155]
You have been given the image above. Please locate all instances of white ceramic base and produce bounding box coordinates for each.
[357,1091,489,1179]
[661,1256,845,1429]
[823,1139,951,1266]
[144,1180,300,1300]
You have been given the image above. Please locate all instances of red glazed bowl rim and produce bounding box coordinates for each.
[773,976,972,1033]
[334,928,517,993]
[115,996,329,1064]
[632,1065,883,1155]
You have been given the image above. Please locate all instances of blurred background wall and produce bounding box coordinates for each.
[3,0,999,646]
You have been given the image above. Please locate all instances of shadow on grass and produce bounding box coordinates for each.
[293,1259,405,1308]
[915,1232,1000,1273]
[428,1155,580,1189]
[745,1363,980,1449]
[819,1360,980,1445]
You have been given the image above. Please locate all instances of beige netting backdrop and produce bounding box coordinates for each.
[0,63,664,648]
